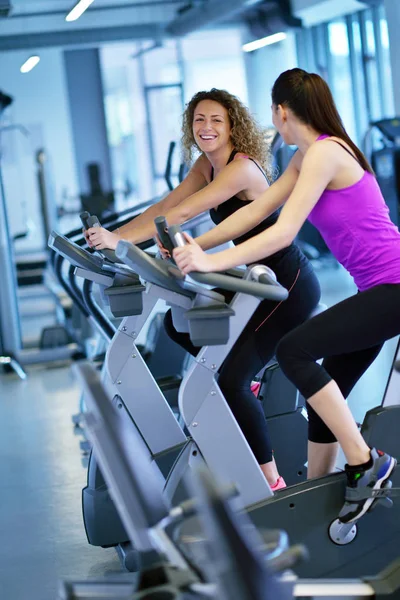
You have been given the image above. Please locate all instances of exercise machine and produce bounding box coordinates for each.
[48,228,291,571]
[0,93,81,374]
[60,361,400,600]
[116,227,400,580]
[51,223,400,580]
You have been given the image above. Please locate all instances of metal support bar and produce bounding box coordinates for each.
[0,355,27,380]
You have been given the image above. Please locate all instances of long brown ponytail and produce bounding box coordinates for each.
[271,68,373,174]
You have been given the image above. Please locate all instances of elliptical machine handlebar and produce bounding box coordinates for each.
[165,221,288,302]
[117,222,288,302]
[154,217,244,279]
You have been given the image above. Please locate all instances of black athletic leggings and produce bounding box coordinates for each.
[275,283,400,443]
[164,265,321,464]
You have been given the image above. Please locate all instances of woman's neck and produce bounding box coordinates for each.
[291,124,322,155]
[206,143,235,175]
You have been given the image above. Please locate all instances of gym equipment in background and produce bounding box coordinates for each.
[364,117,400,227]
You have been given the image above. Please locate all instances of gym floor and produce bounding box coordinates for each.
[0,264,397,600]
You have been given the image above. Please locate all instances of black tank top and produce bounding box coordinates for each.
[208,150,311,274]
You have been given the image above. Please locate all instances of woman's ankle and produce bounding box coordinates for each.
[307,440,339,478]
[260,457,280,486]
[345,446,371,467]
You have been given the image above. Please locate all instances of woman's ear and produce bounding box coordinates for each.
[277,104,287,123]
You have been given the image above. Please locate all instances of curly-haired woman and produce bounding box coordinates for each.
[87,88,321,490]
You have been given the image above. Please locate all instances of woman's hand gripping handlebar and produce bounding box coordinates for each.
[158,220,288,303]
[169,224,216,274]
[80,212,119,263]
[154,216,175,260]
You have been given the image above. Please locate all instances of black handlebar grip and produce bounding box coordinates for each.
[154,216,175,255]
[79,211,92,230]
[86,215,101,228]
[164,141,175,192]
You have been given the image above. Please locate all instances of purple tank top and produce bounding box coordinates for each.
[308,135,400,291]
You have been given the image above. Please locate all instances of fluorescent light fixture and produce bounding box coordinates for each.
[65,0,94,22]
[20,56,40,73]
[242,32,287,53]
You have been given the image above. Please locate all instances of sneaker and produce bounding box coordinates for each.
[338,448,397,524]
[270,476,286,491]
[251,381,261,397]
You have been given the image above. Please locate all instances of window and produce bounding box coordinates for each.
[377,5,395,117]
[311,24,329,79]
[145,84,184,195]
[328,19,357,141]
[101,44,153,206]
[101,29,248,202]
[142,41,182,87]
[295,5,395,144]
[360,9,382,122]
[347,14,369,141]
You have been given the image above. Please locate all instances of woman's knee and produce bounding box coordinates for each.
[275,330,299,375]
[218,343,260,396]
[218,369,251,399]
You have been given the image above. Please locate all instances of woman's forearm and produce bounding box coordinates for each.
[117,201,166,244]
[210,223,292,271]
[115,167,207,244]
[196,202,265,250]
[117,198,201,245]
[195,219,237,250]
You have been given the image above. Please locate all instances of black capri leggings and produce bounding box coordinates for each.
[276,283,400,444]
[164,265,321,464]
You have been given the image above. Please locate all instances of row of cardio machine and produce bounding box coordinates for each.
[48,213,400,599]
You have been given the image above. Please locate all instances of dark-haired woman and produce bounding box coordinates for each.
[174,69,398,523]
[86,88,320,491]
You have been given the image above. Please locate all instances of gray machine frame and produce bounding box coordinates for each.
[49,230,294,568]
[115,239,288,507]
[49,231,400,581]
[50,230,289,508]
[115,237,400,581]
[49,232,192,460]
[63,361,400,600]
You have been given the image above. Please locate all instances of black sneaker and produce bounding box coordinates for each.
[338,448,396,524]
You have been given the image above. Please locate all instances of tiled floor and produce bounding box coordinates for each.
[0,366,122,599]
[1,263,398,599]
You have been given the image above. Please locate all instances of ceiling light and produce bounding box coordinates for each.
[242,32,287,53]
[65,0,94,22]
[20,56,40,73]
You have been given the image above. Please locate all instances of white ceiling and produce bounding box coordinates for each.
[9,0,181,16]
[0,0,188,49]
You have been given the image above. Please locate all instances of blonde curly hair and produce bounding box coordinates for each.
[181,88,273,179]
